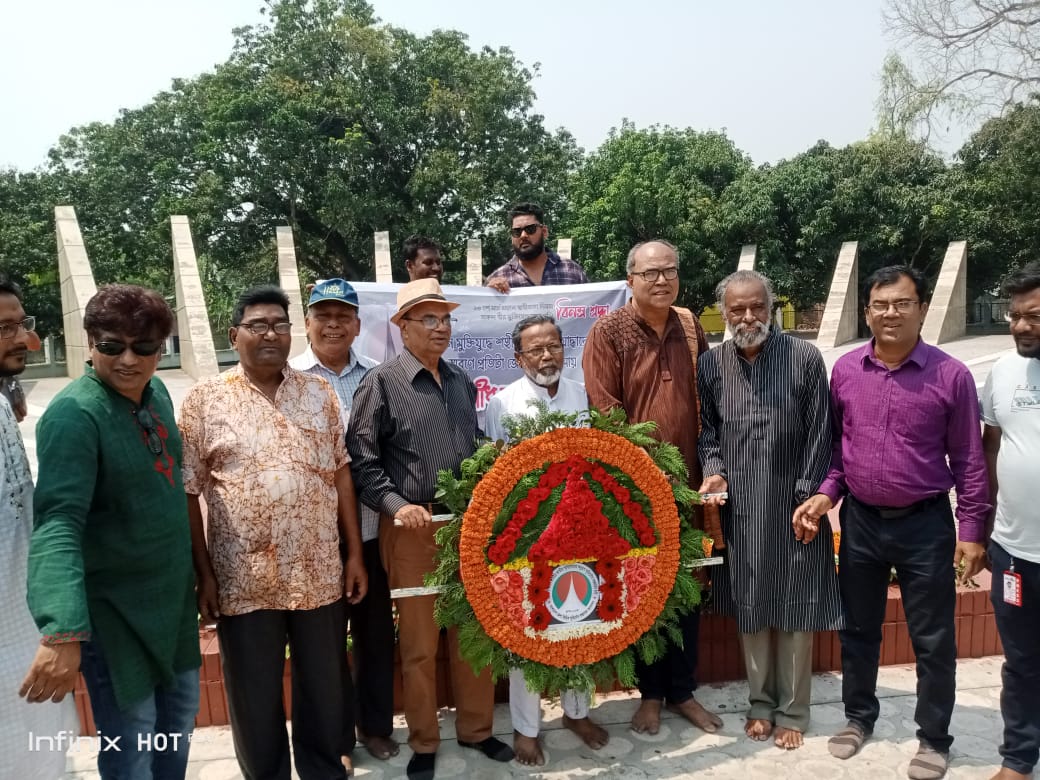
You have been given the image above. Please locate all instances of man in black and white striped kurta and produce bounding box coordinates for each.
[697,270,843,750]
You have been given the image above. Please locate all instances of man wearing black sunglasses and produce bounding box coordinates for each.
[485,201,588,293]
[22,284,201,780]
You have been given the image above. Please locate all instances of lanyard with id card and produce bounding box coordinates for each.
[1004,557,1023,607]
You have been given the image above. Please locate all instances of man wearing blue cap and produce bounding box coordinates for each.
[289,279,399,765]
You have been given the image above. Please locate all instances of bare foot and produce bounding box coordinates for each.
[744,718,773,741]
[340,754,354,776]
[631,699,663,734]
[989,769,1033,780]
[666,698,723,733]
[774,726,804,750]
[358,732,399,760]
[563,715,609,749]
[512,730,545,766]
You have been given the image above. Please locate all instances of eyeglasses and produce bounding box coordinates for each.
[239,321,292,335]
[134,407,163,455]
[0,316,35,339]
[520,344,564,358]
[403,314,456,330]
[867,299,919,314]
[510,224,543,238]
[94,340,163,357]
[632,266,679,283]
[1006,311,1040,326]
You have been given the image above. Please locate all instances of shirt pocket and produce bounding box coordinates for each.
[289,416,340,478]
[892,386,947,444]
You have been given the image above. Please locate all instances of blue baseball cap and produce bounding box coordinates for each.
[308,278,359,308]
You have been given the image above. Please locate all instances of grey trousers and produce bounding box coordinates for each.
[739,628,813,731]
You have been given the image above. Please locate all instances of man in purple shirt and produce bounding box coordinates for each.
[793,265,989,780]
[485,202,588,292]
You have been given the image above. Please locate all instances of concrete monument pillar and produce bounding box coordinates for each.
[557,238,573,261]
[817,242,860,349]
[170,216,219,379]
[55,206,98,378]
[374,231,393,283]
[723,245,758,342]
[275,227,309,359]
[921,241,967,345]
[466,239,483,286]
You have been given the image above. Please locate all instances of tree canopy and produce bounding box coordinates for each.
[0,0,1037,337]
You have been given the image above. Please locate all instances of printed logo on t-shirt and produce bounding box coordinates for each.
[1010,384,1040,412]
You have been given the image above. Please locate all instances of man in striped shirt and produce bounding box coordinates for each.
[698,270,842,750]
[794,265,990,780]
[348,279,514,780]
[289,279,397,765]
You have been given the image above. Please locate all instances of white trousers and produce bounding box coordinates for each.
[508,667,590,738]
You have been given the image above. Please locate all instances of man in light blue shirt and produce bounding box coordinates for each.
[289,279,398,766]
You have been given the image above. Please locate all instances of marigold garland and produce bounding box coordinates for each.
[429,405,709,696]
[457,426,682,667]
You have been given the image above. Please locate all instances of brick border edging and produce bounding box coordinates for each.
[74,580,1002,735]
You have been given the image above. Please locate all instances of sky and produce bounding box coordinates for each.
[0,0,962,171]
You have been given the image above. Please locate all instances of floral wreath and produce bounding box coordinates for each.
[429,405,712,696]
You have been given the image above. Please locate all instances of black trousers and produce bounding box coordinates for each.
[218,600,350,780]
[989,540,1040,775]
[838,494,957,752]
[635,607,700,704]
[349,538,396,739]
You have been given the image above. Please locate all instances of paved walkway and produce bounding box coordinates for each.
[62,656,1005,779]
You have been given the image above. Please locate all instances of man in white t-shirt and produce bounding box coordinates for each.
[981,262,1040,780]
[484,315,607,766]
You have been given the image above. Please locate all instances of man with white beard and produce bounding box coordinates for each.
[483,315,608,766]
[697,270,842,750]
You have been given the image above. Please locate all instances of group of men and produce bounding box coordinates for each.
[1,199,1037,780]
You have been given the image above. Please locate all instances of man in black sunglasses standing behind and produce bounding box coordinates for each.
[485,202,588,292]
[22,284,201,780]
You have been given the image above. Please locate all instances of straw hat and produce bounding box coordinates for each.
[390,278,460,325]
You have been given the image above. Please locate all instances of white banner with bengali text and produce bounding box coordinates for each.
[351,281,629,418]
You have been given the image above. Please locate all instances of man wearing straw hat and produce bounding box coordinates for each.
[347,279,514,780]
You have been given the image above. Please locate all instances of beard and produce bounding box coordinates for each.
[526,367,561,388]
[516,235,545,261]
[731,320,770,350]
[1014,334,1040,359]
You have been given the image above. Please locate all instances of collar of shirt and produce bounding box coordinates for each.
[291,345,374,376]
[625,301,683,342]
[508,249,561,270]
[860,337,930,371]
[399,348,449,384]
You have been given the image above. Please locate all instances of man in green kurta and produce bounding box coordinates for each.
[20,284,200,780]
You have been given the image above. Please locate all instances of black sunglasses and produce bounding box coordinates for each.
[94,340,163,357]
[134,407,164,456]
[510,224,542,238]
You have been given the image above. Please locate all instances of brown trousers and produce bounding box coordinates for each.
[379,514,494,753]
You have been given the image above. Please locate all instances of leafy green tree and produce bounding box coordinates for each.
[718,138,957,309]
[952,97,1040,297]
[562,122,752,309]
[44,0,580,327]
[0,170,64,337]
